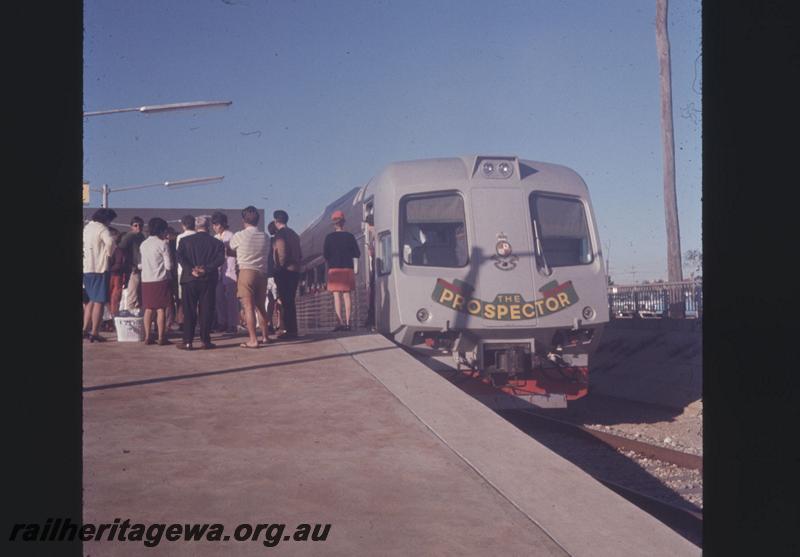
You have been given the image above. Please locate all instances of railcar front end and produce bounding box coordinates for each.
[365,156,609,407]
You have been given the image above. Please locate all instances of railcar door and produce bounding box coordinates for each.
[468,187,539,328]
[374,230,393,332]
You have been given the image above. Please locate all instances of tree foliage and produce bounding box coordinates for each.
[684,249,702,279]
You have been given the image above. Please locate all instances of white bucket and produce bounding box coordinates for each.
[114,316,145,342]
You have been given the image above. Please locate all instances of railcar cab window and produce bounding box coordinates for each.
[400,192,468,268]
[529,193,593,266]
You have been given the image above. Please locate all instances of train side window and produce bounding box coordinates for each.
[400,192,468,268]
[529,193,593,267]
[377,232,392,276]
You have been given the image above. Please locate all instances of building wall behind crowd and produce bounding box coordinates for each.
[82,208,266,233]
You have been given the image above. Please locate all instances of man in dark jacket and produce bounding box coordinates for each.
[176,215,225,350]
[272,209,302,340]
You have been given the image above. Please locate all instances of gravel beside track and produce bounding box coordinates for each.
[534,393,703,510]
[561,395,703,456]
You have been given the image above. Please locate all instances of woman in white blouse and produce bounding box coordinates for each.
[139,217,173,345]
[83,208,117,342]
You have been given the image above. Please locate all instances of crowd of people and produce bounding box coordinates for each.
[82,205,320,350]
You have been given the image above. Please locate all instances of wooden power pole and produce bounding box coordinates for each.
[656,0,685,317]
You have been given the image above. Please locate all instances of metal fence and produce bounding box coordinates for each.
[296,285,370,333]
[608,281,702,319]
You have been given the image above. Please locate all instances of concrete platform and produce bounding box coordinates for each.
[83,331,699,556]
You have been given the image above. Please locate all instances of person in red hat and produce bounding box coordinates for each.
[323,209,361,331]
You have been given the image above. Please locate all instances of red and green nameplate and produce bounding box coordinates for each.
[431,279,579,320]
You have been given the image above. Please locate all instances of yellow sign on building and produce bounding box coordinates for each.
[83,182,90,204]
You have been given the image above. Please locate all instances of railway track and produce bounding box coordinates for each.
[499,408,703,548]
[504,408,703,471]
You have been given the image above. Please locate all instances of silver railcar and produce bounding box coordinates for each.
[297,155,609,405]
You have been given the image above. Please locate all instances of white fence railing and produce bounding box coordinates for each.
[608,281,702,319]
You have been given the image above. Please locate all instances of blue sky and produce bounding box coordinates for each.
[84,0,701,283]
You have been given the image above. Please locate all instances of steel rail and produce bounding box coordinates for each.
[503,408,703,471]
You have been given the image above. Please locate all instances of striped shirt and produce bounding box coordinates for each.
[230,226,268,274]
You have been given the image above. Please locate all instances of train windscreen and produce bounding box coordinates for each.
[529,193,593,267]
[400,192,468,268]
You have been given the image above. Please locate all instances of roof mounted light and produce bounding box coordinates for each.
[473,156,518,180]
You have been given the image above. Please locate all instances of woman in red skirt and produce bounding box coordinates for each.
[323,210,361,331]
[139,217,173,345]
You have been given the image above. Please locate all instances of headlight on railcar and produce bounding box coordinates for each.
[482,162,495,177]
[582,306,596,320]
[416,308,431,322]
[498,161,513,178]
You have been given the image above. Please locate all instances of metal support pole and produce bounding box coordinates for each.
[101,184,109,208]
